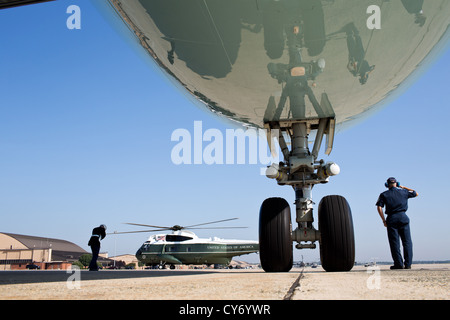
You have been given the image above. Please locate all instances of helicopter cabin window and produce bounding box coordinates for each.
[143,241,151,248]
[166,235,193,242]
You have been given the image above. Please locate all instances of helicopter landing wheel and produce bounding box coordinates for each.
[259,197,293,272]
[318,195,355,272]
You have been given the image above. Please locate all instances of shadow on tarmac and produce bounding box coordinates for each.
[0,270,218,285]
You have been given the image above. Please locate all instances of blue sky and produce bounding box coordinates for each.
[1,0,449,264]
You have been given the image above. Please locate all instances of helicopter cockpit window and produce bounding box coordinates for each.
[166,235,193,242]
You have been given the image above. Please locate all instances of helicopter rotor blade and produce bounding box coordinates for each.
[185,218,239,228]
[186,227,248,230]
[108,228,172,235]
[123,222,169,229]
[115,218,242,234]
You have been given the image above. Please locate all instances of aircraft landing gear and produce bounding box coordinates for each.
[259,197,293,272]
[261,117,355,272]
[318,195,354,272]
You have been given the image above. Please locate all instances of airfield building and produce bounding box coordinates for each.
[0,232,89,270]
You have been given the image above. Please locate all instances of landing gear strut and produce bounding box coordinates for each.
[260,117,355,272]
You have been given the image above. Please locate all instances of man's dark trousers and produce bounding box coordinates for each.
[89,244,100,271]
[386,212,413,268]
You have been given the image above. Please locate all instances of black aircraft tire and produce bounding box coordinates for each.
[318,195,355,272]
[259,197,293,272]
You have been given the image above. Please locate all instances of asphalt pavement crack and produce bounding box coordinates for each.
[283,267,304,300]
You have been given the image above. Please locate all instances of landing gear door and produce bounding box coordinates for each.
[319,92,335,156]
[325,118,335,156]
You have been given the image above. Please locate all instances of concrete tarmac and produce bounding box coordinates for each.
[0,264,448,300]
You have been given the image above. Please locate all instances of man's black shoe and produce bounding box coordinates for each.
[390,265,403,270]
[404,265,411,269]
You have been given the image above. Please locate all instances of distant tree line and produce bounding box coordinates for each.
[72,254,139,269]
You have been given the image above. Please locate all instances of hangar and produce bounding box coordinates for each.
[0,232,88,270]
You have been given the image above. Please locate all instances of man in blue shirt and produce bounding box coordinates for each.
[376,177,418,269]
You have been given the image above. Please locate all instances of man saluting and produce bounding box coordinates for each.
[88,224,107,271]
[376,178,418,270]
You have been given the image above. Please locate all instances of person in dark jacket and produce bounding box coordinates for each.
[376,178,418,269]
[88,224,107,271]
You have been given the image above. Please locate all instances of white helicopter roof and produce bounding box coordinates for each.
[146,230,197,243]
[145,230,257,245]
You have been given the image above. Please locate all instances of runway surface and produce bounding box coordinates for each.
[0,269,214,285]
[0,264,448,300]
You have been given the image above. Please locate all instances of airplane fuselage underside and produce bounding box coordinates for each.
[100,0,450,129]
